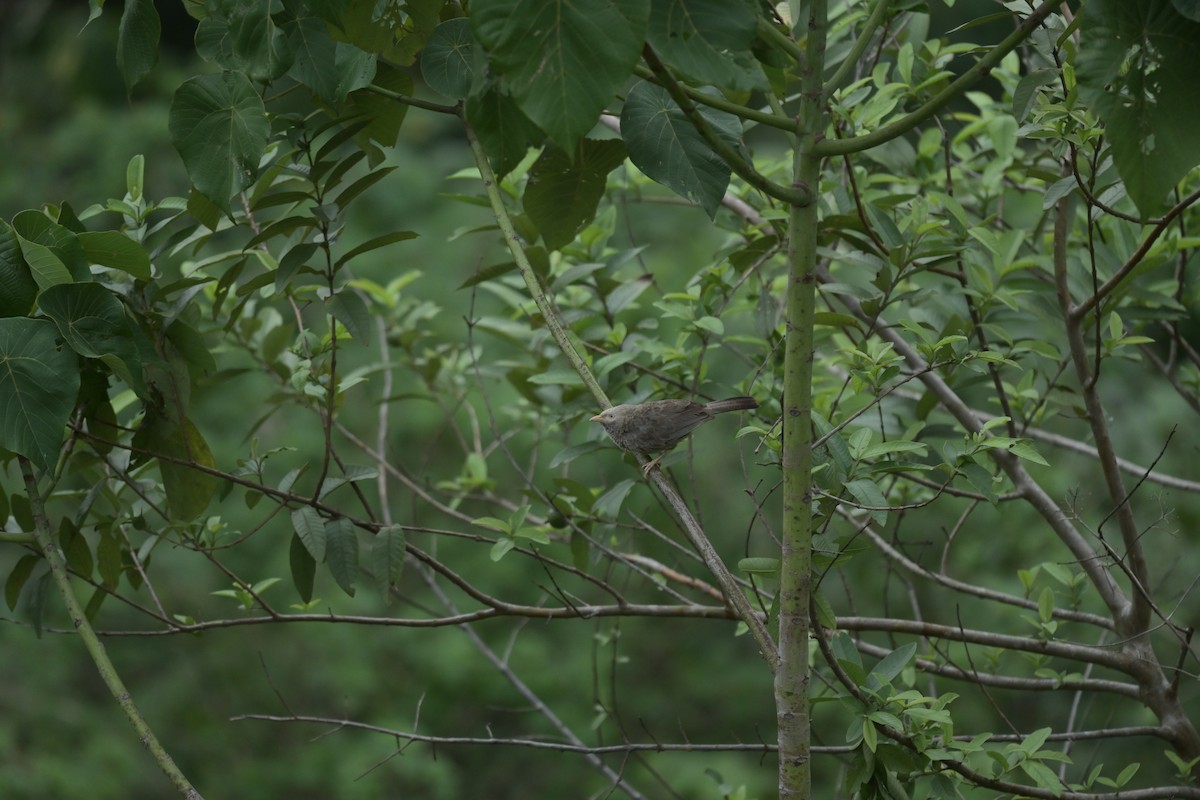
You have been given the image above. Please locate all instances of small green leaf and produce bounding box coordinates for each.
[97,528,122,588]
[871,642,917,682]
[1038,586,1055,623]
[862,717,878,752]
[738,557,780,576]
[812,589,837,630]
[291,507,326,561]
[1019,759,1066,793]
[994,437,1050,466]
[27,570,51,638]
[1115,762,1140,787]
[324,517,359,597]
[594,478,636,519]
[549,441,604,468]
[335,230,418,269]
[5,555,39,612]
[1012,67,1057,121]
[59,519,93,579]
[372,524,407,602]
[843,478,888,525]
[126,154,145,201]
[959,462,997,504]
[526,370,584,386]
[473,516,511,534]
[328,289,373,343]
[490,537,516,561]
[1020,727,1052,754]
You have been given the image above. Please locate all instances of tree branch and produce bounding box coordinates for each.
[20,457,204,799]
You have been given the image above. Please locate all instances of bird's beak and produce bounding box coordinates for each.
[589,413,603,422]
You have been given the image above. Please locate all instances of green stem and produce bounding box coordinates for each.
[813,0,1058,157]
[463,117,778,670]
[19,457,204,799]
[0,531,35,544]
[462,118,609,407]
[777,0,827,795]
[632,65,798,132]
[365,83,459,116]
[641,46,813,207]
[757,16,808,65]
[653,473,779,673]
[823,0,892,96]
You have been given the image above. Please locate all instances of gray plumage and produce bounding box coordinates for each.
[590,396,758,474]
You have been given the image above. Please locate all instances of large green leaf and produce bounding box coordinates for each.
[1078,0,1200,214]
[465,86,545,179]
[0,221,37,317]
[12,210,90,284]
[339,0,442,65]
[139,414,219,522]
[1174,0,1200,21]
[169,73,270,212]
[38,284,131,359]
[0,318,80,471]
[194,0,293,81]
[472,0,650,150]
[284,14,376,104]
[77,231,152,280]
[346,62,412,165]
[38,283,148,397]
[524,139,628,250]
[421,18,478,99]
[620,80,740,217]
[117,0,160,93]
[647,0,766,91]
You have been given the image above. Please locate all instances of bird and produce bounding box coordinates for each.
[590,396,758,476]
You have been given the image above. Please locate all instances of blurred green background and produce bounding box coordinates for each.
[1,3,1197,799]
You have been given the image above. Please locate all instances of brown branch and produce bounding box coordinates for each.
[1053,190,1152,632]
[853,639,1138,697]
[233,713,787,754]
[55,603,741,637]
[1070,187,1200,323]
[836,616,1132,673]
[857,520,1115,630]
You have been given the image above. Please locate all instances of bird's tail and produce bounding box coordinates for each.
[706,396,758,414]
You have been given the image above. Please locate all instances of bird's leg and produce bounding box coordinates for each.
[641,455,663,477]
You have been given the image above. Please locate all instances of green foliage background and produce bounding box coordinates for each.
[0,5,765,799]
[1,1,1199,799]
